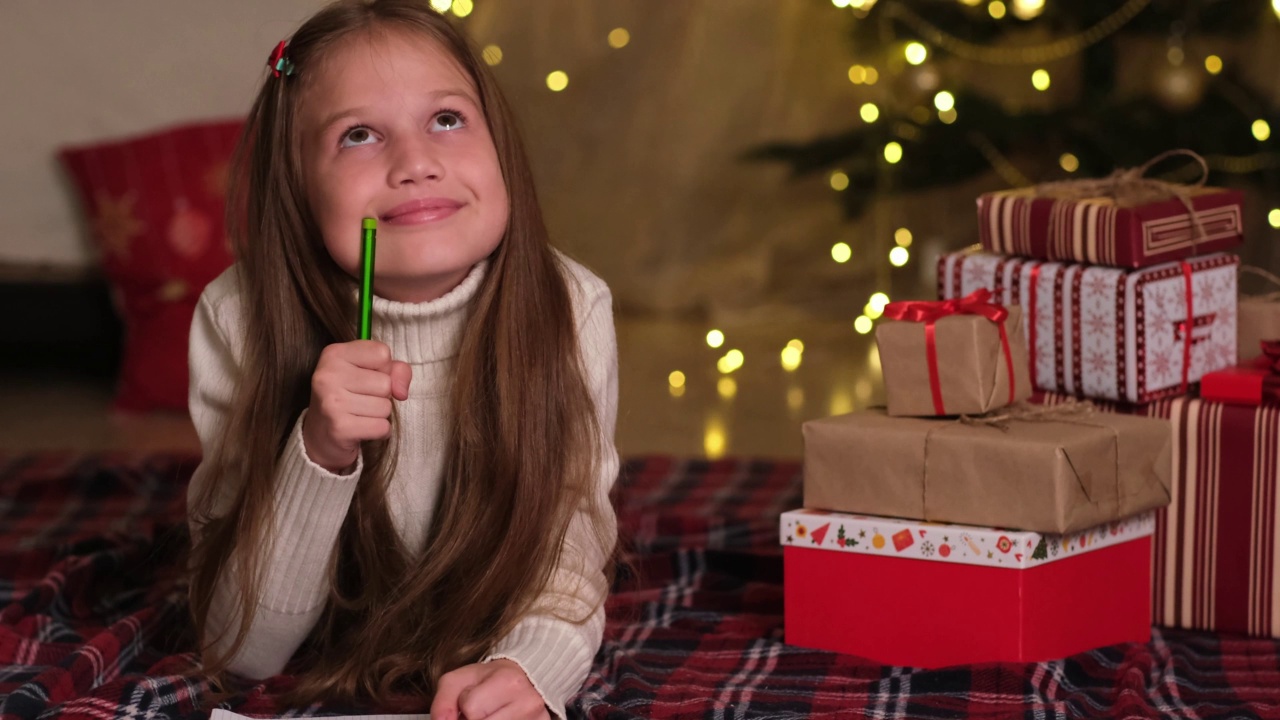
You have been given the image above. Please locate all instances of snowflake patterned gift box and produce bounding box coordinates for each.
[803,408,1171,535]
[937,249,1238,404]
[976,183,1242,269]
[781,508,1156,667]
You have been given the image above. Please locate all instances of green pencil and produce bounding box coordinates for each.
[359,218,376,340]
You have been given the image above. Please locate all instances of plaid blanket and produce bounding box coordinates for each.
[2,454,1280,719]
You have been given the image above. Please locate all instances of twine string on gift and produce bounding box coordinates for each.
[883,289,1018,415]
[921,399,1123,525]
[1240,264,1280,302]
[1035,149,1212,257]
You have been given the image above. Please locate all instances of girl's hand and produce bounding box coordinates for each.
[430,659,550,720]
[302,340,411,473]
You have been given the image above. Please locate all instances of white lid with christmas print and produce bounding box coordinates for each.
[779,508,1154,570]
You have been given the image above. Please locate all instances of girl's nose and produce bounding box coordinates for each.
[388,133,445,185]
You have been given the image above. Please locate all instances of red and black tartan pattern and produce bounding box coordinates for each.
[2,453,1280,719]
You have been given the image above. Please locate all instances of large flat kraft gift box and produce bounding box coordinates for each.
[1036,392,1280,637]
[938,250,1238,404]
[782,508,1154,667]
[802,409,1171,535]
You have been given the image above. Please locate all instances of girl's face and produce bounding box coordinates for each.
[300,32,509,304]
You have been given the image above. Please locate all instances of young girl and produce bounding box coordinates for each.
[184,2,618,719]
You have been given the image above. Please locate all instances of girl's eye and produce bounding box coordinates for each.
[431,110,467,132]
[340,126,378,148]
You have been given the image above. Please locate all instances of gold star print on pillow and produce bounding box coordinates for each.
[92,192,146,260]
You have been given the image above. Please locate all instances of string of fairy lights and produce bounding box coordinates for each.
[828,0,1280,342]
[442,0,1280,458]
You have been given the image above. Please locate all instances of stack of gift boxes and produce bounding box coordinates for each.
[782,153,1280,665]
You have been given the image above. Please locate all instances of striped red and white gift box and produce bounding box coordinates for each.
[977,187,1244,268]
[939,250,1238,404]
[1036,391,1280,638]
[1157,398,1280,637]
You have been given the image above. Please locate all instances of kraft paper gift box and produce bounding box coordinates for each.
[976,181,1242,268]
[875,293,1032,417]
[938,250,1238,404]
[1239,296,1280,363]
[782,508,1155,667]
[1035,392,1280,638]
[801,408,1171,535]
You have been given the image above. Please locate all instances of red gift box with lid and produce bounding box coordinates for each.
[782,508,1154,667]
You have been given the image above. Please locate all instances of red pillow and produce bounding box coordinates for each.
[59,119,243,413]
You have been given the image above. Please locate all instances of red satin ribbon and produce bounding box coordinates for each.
[1028,265,1041,390]
[883,289,1017,415]
[1178,261,1193,394]
[1262,340,1280,374]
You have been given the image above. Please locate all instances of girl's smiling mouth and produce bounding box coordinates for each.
[380,197,465,225]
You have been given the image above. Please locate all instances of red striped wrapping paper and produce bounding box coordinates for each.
[1037,391,1280,637]
[938,250,1238,404]
[977,187,1243,268]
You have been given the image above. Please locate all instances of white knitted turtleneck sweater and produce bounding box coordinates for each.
[185,254,619,719]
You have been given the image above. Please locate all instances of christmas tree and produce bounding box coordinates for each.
[752,0,1279,222]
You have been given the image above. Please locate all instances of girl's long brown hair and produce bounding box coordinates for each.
[187,0,613,707]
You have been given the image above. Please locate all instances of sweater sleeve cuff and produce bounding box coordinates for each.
[257,410,362,613]
[482,617,598,720]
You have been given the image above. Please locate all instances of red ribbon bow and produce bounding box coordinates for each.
[1263,340,1280,375]
[883,289,1018,415]
[268,40,290,78]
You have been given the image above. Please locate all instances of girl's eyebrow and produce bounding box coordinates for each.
[317,89,479,134]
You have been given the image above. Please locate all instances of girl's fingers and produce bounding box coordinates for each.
[343,392,393,420]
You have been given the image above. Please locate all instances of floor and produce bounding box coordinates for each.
[0,316,884,459]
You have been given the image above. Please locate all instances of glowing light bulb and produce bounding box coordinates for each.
[717,377,737,399]
[889,246,910,267]
[668,371,686,389]
[608,28,630,49]
[1060,153,1080,172]
[848,65,867,84]
[546,71,569,92]
[1269,208,1280,228]
[1254,119,1272,141]
[938,108,957,124]
[905,42,928,66]
[854,316,873,334]
[704,417,727,458]
[451,0,473,17]
[706,329,725,348]
[860,102,880,123]
[830,171,850,191]
[481,45,503,66]
[869,292,890,312]
[989,0,1007,18]
[1031,69,1051,91]
[429,0,452,12]
[894,228,913,247]
[831,242,853,263]
[781,346,802,371]
[1011,0,1043,20]
[1205,55,1223,75]
[884,142,903,164]
[933,91,955,112]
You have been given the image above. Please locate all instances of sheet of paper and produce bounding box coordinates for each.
[211,710,429,720]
